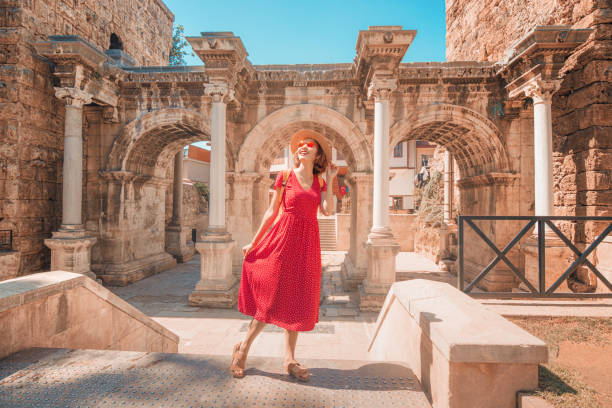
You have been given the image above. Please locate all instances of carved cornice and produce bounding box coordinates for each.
[499,26,592,98]
[187,32,254,79]
[32,35,108,71]
[54,87,93,108]
[355,26,416,84]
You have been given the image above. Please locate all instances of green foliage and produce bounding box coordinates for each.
[193,182,209,203]
[416,170,443,227]
[169,24,190,66]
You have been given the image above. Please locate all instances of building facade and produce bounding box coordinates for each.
[0,1,609,305]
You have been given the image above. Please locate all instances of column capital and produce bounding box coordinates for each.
[522,78,562,104]
[367,77,397,101]
[54,87,93,109]
[205,83,235,104]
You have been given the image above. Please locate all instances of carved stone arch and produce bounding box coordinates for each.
[236,104,372,174]
[105,108,229,178]
[390,104,510,177]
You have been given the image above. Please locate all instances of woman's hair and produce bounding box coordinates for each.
[293,140,328,175]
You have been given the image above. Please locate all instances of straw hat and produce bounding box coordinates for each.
[290,129,332,165]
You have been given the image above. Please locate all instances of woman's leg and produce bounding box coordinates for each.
[239,318,267,355]
[284,329,310,381]
[283,329,299,365]
[231,318,267,377]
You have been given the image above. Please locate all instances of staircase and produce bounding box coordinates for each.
[318,216,337,251]
[0,348,432,407]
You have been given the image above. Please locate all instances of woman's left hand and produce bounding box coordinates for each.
[327,162,339,178]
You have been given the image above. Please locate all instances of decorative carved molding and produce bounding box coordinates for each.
[367,77,397,101]
[205,83,234,103]
[456,172,519,188]
[54,87,93,108]
[522,78,562,104]
[102,106,119,123]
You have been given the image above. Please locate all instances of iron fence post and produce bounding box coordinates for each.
[538,219,545,295]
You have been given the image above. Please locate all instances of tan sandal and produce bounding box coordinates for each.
[286,361,311,382]
[230,342,246,378]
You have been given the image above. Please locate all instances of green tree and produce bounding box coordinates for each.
[169,24,190,66]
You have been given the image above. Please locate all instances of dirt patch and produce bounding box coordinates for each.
[508,316,612,408]
[557,341,612,407]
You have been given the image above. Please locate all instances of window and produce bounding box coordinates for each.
[392,196,403,210]
[393,142,403,158]
[336,149,344,161]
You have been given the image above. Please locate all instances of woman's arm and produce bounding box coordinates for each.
[319,172,334,216]
[320,162,338,215]
[244,187,283,253]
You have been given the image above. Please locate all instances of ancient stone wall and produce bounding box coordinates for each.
[0,0,173,280]
[448,0,612,244]
[9,0,174,66]
[446,0,601,62]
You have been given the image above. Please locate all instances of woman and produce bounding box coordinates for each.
[230,129,338,381]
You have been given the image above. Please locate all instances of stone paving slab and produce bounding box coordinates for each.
[0,348,431,408]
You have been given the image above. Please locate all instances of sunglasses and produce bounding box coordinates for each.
[297,141,316,148]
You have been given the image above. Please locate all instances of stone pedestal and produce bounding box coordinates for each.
[189,232,238,307]
[360,234,400,312]
[165,225,195,263]
[595,236,612,293]
[44,228,97,279]
[522,234,596,293]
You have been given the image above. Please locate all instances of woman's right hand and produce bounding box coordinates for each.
[242,243,254,257]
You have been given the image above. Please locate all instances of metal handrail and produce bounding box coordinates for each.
[458,216,612,298]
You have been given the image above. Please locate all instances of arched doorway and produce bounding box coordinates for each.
[96,108,218,285]
[234,104,373,285]
[390,104,519,291]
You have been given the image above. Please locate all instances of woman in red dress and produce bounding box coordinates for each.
[230,129,338,381]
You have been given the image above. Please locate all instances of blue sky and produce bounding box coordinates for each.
[164,0,446,66]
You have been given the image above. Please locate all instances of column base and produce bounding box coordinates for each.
[165,225,195,263]
[360,233,400,312]
[44,227,97,280]
[189,233,238,308]
[94,252,177,286]
[341,252,366,291]
[522,233,597,293]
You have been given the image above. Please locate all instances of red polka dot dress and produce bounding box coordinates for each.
[238,169,326,331]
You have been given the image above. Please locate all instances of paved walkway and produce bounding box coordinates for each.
[0,348,431,408]
[111,254,380,362]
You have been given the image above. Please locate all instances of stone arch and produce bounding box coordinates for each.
[236,104,372,174]
[390,104,510,178]
[106,108,221,178]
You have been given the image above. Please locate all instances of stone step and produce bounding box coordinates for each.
[0,348,431,408]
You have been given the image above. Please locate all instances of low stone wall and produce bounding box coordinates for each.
[368,280,547,408]
[0,251,20,281]
[336,213,416,252]
[0,271,179,359]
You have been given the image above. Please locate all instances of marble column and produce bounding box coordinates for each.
[165,151,195,263]
[190,83,238,307]
[361,77,400,311]
[44,87,97,278]
[521,79,577,292]
[525,80,560,221]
